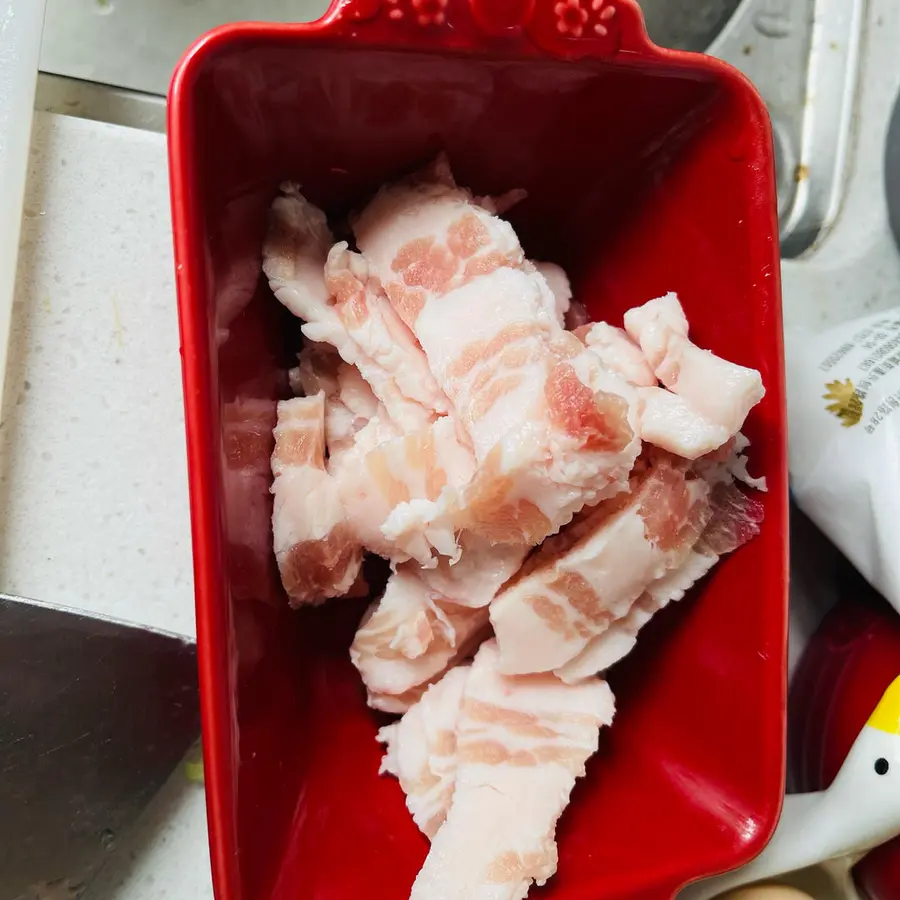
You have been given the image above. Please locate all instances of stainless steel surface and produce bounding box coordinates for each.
[38,0,744,95]
[40,0,328,97]
[885,85,900,255]
[709,0,864,258]
[35,73,165,134]
[0,594,198,899]
[36,0,864,258]
[640,0,741,51]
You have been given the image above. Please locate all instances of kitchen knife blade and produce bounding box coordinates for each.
[0,593,199,898]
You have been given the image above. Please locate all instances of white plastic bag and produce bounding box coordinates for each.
[787,308,900,614]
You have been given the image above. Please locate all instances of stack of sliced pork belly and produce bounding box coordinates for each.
[263,156,766,900]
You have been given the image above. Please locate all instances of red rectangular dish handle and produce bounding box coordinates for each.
[315,0,660,60]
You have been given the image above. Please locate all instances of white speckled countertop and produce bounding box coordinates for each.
[0,111,213,900]
[1,113,193,637]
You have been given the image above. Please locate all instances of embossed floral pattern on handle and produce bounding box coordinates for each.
[325,0,656,59]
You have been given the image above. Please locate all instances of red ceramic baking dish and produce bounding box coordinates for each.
[167,2,788,899]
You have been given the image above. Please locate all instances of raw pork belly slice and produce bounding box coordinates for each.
[624,292,765,434]
[270,394,362,605]
[416,536,527,609]
[430,375,634,549]
[556,472,765,682]
[409,641,614,900]
[573,317,739,458]
[555,549,718,683]
[263,184,443,430]
[262,183,332,321]
[635,386,732,460]
[531,261,572,327]
[355,160,640,560]
[324,242,449,428]
[378,664,470,838]
[693,431,768,492]
[696,478,766,556]
[411,267,579,460]
[576,321,657,387]
[293,342,379,453]
[333,415,475,562]
[379,282,640,559]
[490,452,712,675]
[350,569,489,712]
[353,156,527,331]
